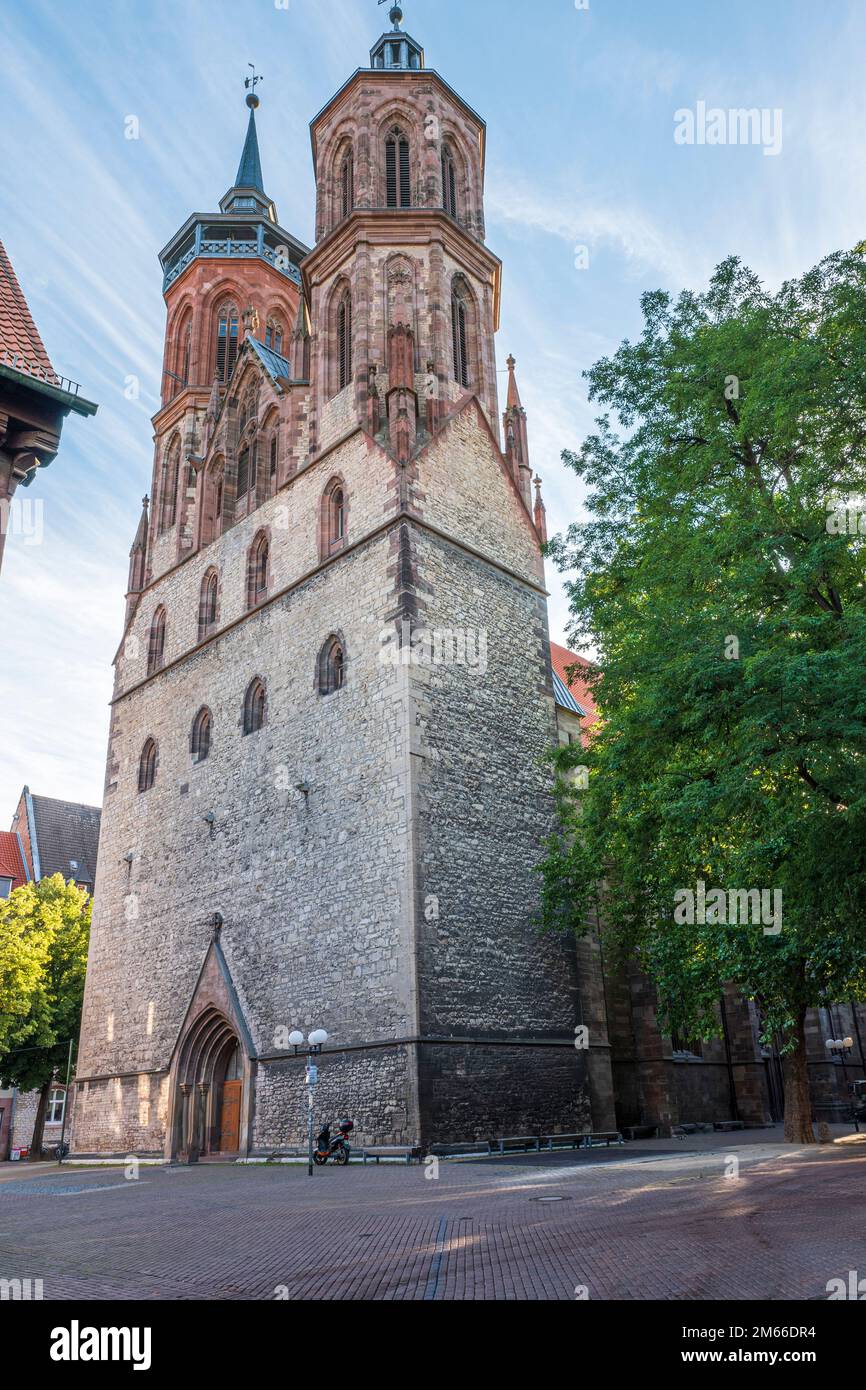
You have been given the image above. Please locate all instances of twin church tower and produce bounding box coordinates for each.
[72,7,592,1158]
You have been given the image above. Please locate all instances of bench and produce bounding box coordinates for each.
[623,1125,658,1141]
[580,1130,625,1149]
[541,1132,588,1151]
[497,1135,541,1154]
[713,1120,745,1132]
[361,1146,423,1166]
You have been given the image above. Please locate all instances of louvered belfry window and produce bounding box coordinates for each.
[442,151,457,218]
[452,293,469,388]
[215,305,239,382]
[338,292,352,391]
[341,152,354,219]
[386,132,411,209]
[237,447,249,498]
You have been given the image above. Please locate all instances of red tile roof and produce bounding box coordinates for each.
[0,238,54,377]
[0,832,28,892]
[551,641,600,728]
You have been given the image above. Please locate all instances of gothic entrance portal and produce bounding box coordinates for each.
[171,1008,247,1162]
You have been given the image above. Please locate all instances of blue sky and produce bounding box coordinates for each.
[1,0,865,812]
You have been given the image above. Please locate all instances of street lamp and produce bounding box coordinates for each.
[826,1037,854,1058]
[289,1028,329,1175]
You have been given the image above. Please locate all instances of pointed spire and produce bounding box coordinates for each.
[502,354,532,509]
[220,67,276,218]
[506,354,522,410]
[235,104,264,192]
[130,496,149,556]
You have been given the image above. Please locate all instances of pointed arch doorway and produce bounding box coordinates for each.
[171,1008,248,1161]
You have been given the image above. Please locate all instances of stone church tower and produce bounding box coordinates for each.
[72,6,593,1158]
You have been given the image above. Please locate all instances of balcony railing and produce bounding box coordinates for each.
[163,233,302,292]
[0,347,82,396]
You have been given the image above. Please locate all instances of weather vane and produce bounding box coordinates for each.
[244,63,263,110]
[379,0,404,31]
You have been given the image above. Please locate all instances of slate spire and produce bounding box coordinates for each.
[220,67,274,217]
[235,104,264,192]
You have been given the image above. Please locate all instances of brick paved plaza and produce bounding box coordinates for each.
[1,1131,864,1301]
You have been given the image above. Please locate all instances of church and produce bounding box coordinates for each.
[71,6,601,1159]
[71,7,863,1159]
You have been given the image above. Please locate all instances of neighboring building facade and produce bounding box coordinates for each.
[72,10,592,1159]
[0,792,99,1158]
[0,239,96,575]
[10,787,101,896]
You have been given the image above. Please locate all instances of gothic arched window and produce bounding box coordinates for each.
[451,280,472,389]
[191,707,212,764]
[269,426,279,484]
[198,569,219,640]
[319,477,347,560]
[215,302,239,383]
[243,677,267,735]
[138,738,157,793]
[147,606,167,676]
[265,317,284,353]
[173,311,192,397]
[385,129,411,209]
[247,531,269,609]
[158,438,181,534]
[340,148,354,220]
[338,290,352,392]
[318,635,346,696]
[441,147,458,219]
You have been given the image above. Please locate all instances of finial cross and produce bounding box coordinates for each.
[245,64,263,97]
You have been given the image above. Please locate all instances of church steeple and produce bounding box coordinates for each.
[235,105,264,193]
[220,68,274,218]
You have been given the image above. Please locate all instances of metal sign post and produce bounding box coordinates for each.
[305,1063,318,1177]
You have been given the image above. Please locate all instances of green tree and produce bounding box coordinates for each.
[0,876,91,1158]
[542,250,866,1143]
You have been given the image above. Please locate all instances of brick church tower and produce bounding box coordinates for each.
[72,6,592,1158]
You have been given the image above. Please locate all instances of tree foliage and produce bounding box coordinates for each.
[0,875,91,1152]
[542,251,866,1140]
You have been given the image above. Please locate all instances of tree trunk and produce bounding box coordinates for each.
[781,1009,816,1143]
[26,1078,52,1161]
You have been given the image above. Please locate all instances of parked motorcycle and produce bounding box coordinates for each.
[313,1119,354,1165]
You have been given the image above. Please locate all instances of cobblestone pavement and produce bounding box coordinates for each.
[1,1135,864,1300]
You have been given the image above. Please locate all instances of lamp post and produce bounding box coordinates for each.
[288,1028,328,1176]
[826,1037,854,1059]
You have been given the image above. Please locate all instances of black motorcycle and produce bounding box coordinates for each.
[313,1119,354,1165]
